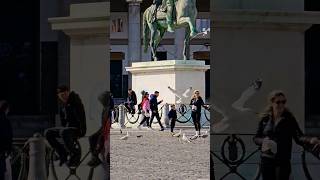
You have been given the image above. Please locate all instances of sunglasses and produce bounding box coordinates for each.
[275,100,286,105]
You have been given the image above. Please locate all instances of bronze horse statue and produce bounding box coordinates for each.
[143,0,198,61]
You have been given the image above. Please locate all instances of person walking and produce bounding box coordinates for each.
[0,101,12,180]
[137,92,151,129]
[168,104,177,135]
[149,91,164,131]
[190,90,208,139]
[254,90,320,180]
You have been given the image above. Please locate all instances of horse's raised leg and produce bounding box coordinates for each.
[186,17,198,37]
[155,28,165,48]
[183,28,190,60]
[149,28,158,61]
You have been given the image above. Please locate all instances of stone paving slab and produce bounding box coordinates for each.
[110,128,210,180]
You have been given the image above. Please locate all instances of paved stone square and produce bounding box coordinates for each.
[110,128,210,180]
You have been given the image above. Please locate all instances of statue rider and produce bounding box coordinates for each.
[152,0,162,22]
[152,0,175,32]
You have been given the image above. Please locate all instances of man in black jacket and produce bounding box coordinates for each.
[149,91,164,131]
[45,85,86,166]
[125,89,137,114]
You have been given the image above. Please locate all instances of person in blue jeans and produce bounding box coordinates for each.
[149,91,164,131]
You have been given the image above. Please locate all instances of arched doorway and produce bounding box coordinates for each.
[110,52,125,98]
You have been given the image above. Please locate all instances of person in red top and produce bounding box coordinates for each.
[137,91,151,129]
[87,91,113,169]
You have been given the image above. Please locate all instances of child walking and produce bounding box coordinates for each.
[168,104,177,135]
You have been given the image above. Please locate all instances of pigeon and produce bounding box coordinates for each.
[173,129,182,137]
[136,135,143,138]
[120,131,129,140]
[189,133,199,140]
[168,86,192,104]
[181,133,191,143]
[201,131,209,138]
[231,78,263,112]
[182,87,192,98]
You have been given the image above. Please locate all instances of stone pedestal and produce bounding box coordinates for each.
[126,60,210,104]
[125,60,209,129]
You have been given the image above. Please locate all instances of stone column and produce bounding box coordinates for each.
[28,134,47,180]
[49,2,109,135]
[174,29,185,59]
[127,0,142,88]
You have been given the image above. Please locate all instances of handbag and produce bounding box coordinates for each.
[192,105,197,112]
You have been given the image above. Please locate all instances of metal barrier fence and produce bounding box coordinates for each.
[9,134,106,180]
[10,132,319,179]
[111,103,210,128]
[212,133,320,180]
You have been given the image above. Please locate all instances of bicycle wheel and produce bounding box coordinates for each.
[125,112,140,124]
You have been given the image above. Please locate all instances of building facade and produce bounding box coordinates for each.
[110,0,211,100]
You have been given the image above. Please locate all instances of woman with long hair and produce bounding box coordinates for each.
[254,90,320,180]
[190,90,208,139]
[137,92,151,129]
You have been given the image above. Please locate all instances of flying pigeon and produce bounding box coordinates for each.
[182,87,192,98]
[231,78,263,112]
[120,131,129,140]
[168,86,192,104]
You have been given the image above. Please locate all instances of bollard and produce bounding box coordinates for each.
[161,103,170,128]
[47,148,58,180]
[118,105,125,128]
[27,133,47,180]
[5,156,12,180]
